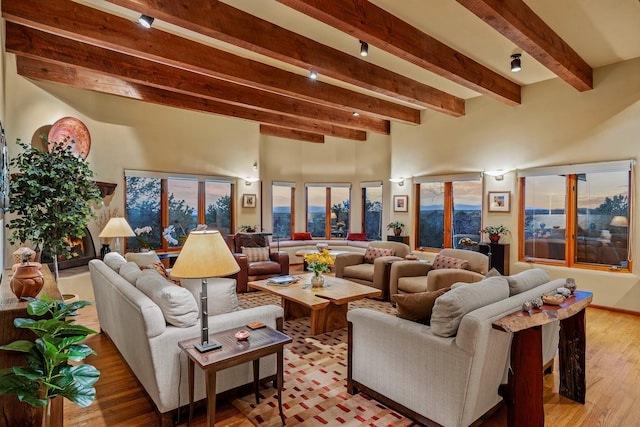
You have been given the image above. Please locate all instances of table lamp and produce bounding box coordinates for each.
[610,216,629,227]
[170,229,240,352]
[99,217,135,254]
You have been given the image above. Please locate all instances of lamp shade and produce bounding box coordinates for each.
[170,230,240,278]
[610,216,629,227]
[99,217,135,238]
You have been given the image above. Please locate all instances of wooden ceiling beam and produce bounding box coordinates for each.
[260,125,325,144]
[1,0,420,125]
[456,0,592,91]
[106,0,464,117]
[277,0,521,106]
[5,23,389,135]
[15,57,367,141]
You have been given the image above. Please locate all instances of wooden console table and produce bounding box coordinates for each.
[493,290,592,427]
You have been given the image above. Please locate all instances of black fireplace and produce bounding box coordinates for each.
[42,229,97,270]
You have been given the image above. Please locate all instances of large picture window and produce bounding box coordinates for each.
[125,171,233,252]
[415,174,482,250]
[520,160,632,270]
[362,182,383,241]
[272,182,295,239]
[306,183,350,239]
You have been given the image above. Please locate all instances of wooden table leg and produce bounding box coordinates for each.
[253,359,260,404]
[499,326,544,427]
[559,308,587,403]
[205,368,217,427]
[277,346,286,425]
[187,358,194,427]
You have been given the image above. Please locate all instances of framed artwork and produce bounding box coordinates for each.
[488,191,510,212]
[242,193,256,208]
[393,195,408,212]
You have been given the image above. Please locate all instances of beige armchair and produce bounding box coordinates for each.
[389,249,489,297]
[335,241,411,300]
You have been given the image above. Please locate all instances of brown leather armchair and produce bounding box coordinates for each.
[227,233,289,293]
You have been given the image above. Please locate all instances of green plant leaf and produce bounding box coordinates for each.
[0,340,34,353]
[58,380,97,408]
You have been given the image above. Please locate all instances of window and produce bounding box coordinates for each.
[415,174,482,250]
[272,182,295,239]
[125,171,234,252]
[362,182,383,241]
[306,184,351,239]
[520,160,632,270]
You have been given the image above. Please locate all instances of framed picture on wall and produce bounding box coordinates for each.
[243,194,256,208]
[488,191,510,212]
[393,195,408,212]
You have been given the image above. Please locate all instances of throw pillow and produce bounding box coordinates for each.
[141,261,181,286]
[292,232,312,241]
[119,261,142,285]
[432,254,469,270]
[363,246,395,263]
[506,268,550,296]
[346,232,367,241]
[485,267,502,278]
[103,252,127,273]
[431,276,509,337]
[242,246,270,262]
[181,278,240,318]
[136,270,199,327]
[126,251,161,267]
[392,287,451,325]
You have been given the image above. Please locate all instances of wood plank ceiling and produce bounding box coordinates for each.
[1,0,592,143]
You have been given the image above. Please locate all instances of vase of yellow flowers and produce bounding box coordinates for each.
[304,249,334,288]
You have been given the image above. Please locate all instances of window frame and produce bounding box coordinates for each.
[361,181,383,241]
[305,183,351,239]
[272,181,296,240]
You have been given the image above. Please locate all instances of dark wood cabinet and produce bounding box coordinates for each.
[479,243,510,275]
[387,235,410,245]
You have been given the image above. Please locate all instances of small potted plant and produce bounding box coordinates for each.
[482,225,510,243]
[0,297,100,427]
[386,221,405,236]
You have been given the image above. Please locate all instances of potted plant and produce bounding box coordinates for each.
[0,297,100,427]
[386,221,405,236]
[7,138,101,281]
[482,225,510,243]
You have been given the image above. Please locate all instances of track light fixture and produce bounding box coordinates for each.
[511,53,522,72]
[360,40,369,57]
[309,70,318,80]
[138,14,154,28]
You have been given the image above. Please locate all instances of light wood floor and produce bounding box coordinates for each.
[64,297,640,426]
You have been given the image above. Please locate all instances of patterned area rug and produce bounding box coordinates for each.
[235,292,415,426]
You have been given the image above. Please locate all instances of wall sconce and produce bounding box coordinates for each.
[389,177,405,186]
[245,177,259,186]
[138,14,155,28]
[511,53,522,72]
[484,170,512,181]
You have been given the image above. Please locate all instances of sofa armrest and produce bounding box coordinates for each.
[270,251,290,275]
[426,269,485,292]
[232,253,249,293]
[389,260,433,296]
[372,256,404,297]
[335,253,365,277]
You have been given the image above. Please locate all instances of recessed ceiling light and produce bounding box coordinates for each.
[309,70,318,80]
[360,40,368,57]
[511,53,522,72]
[138,14,154,29]
[352,112,360,117]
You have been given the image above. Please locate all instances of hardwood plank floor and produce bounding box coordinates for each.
[64,295,640,426]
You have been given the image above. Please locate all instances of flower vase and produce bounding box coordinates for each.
[393,228,402,236]
[489,234,500,243]
[310,273,325,288]
[10,262,44,299]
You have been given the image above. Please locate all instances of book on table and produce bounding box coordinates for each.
[267,275,300,286]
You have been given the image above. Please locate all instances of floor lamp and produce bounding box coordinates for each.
[170,229,240,353]
[99,217,135,255]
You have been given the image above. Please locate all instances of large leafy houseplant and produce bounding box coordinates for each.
[0,297,100,427]
[7,138,101,281]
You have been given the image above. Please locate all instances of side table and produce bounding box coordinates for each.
[178,324,292,426]
[492,290,592,427]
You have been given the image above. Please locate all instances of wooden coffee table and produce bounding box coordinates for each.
[249,274,381,335]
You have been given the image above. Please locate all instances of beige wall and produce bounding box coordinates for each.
[390,57,640,310]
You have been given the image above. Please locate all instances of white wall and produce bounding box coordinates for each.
[390,57,640,310]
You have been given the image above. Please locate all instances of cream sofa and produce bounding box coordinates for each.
[347,269,561,427]
[88,254,284,426]
[277,238,370,264]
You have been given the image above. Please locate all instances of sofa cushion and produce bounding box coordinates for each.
[506,268,550,296]
[141,261,181,286]
[431,276,509,337]
[346,232,367,241]
[392,287,450,325]
[126,251,161,267]
[292,232,312,240]
[343,264,374,282]
[103,252,127,273]
[363,246,395,263]
[119,261,143,285]
[242,246,270,262]
[136,270,199,327]
[181,278,240,318]
[432,254,469,270]
[485,267,502,278]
